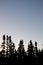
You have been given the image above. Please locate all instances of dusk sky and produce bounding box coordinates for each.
[0,0,43,50]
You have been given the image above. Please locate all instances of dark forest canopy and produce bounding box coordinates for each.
[0,34,43,65]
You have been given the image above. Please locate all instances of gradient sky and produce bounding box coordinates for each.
[0,0,43,50]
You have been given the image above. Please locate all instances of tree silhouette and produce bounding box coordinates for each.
[27,40,35,64]
[8,36,16,57]
[34,41,38,57]
[6,35,9,57]
[0,34,43,65]
[1,35,5,57]
[8,36,13,57]
[27,44,30,56]
[17,40,25,58]
[29,40,34,56]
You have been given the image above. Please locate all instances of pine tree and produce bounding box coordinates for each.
[29,40,34,56]
[17,40,25,58]
[8,36,12,57]
[6,35,9,57]
[1,35,5,57]
[27,44,30,56]
[35,41,38,57]
[8,36,16,57]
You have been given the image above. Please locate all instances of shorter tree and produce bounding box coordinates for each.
[34,41,38,57]
[27,40,34,57]
[17,40,25,58]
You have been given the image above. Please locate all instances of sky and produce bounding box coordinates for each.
[0,0,43,50]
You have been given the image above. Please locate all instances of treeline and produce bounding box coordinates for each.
[0,34,43,65]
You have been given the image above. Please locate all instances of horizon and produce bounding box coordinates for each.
[0,0,43,50]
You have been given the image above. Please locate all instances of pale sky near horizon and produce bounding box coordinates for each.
[0,0,43,50]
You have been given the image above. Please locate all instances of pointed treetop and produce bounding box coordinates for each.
[3,34,5,40]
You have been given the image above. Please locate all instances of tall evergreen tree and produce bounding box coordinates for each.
[17,40,25,58]
[6,35,9,57]
[8,36,16,57]
[35,41,38,57]
[28,40,34,56]
[1,35,5,57]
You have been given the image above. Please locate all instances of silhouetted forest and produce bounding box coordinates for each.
[0,34,43,65]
